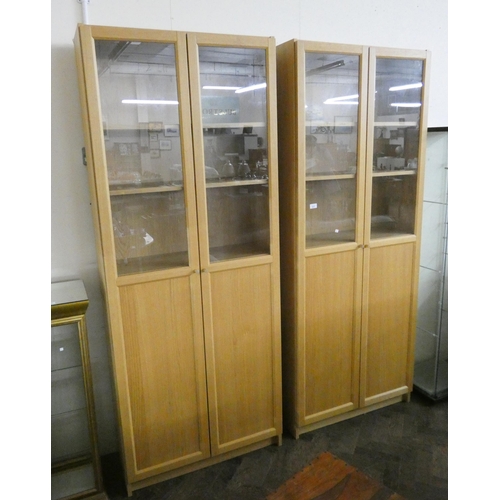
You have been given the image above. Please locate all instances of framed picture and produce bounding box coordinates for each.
[164,125,180,137]
[150,149,160,159]
[159,139,172,150]
[148,122,163,133]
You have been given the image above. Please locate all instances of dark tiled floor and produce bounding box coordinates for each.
[101,392,447,500]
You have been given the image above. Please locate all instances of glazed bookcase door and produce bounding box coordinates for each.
[87,32,198,276]
[75,25,210,484]
[366,50,427,241]
[187,32,282,455]
[276,40,368,437]
[300,42,367,428]
[303,46,366,247]
[361,47,430,407]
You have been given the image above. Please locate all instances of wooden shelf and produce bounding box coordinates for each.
[116,251,189,276]
[370,229,415,240]
[306,121,418,129]
[110,184,183,196]
[372,169,417,177]
[209,242,270,262]
[306,231,356,248]
[374,121,418,127]
[109,178,269,195]
[203,121,266,129]
[206,178,269,188]
[306,172,356,181]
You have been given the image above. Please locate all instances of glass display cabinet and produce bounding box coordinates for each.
[74,25,282,495]
[414,127,448,400]
[51,280,107,500]
[277,40,430,438]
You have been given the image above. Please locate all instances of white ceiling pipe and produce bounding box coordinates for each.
[79,0,90,24]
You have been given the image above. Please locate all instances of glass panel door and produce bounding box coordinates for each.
[197,46,270,262]
[95,40,189,275]
[304,51,361,248]
[371,57,424,238]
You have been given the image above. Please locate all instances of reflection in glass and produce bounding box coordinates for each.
[371,57,423,238]
[206,184,270,261]
[306,179,357,247]
[304,52,360,249]
[371,175,417,237]
[305,52,360,176]
[198,46,270,261]
[95,40,190,274]
[111,191,189,274]
[372,58,423,173]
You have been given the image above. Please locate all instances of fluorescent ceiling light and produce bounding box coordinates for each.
[121,99,179,105]
[324,94,359,104]
[235,82,267,93]
[389,82,422,91]
[203,85,242,90]
[390,102,421,108]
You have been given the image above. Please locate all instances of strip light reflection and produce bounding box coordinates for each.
[121,99,179,105]
[202,86,242,90]
[235,82,267,93]
[390,102,421,108]
[389,82,422,91]
[324,94,359,105]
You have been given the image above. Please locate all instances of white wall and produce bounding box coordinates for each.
[51,0,448,455]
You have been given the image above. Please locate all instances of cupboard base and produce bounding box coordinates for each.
[288,395,407,439]
[126,435,282,496]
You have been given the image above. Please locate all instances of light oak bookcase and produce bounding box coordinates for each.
[74,24,282,495]
[277,39,430,438]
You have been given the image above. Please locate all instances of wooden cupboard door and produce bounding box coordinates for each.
[118,277,210,481]
[304,250,361,424]
[203,264,281,455]
[362,242,415,405]
[187,33,281,454]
